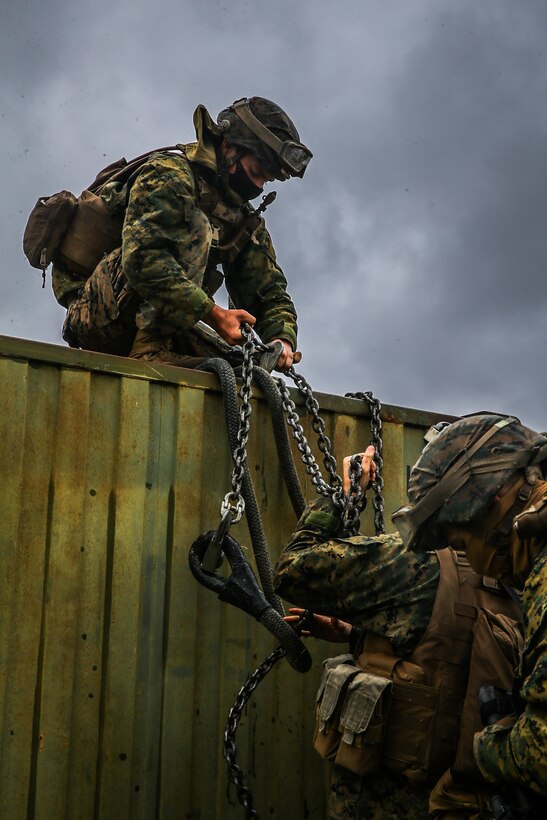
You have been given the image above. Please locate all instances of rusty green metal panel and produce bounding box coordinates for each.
[0,335,455,819]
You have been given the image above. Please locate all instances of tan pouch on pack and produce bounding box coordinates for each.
[313,655,392,777]
[356,631,439,781]
[23,190,78,272]
[334,670,392,776]
[314,655,359,761]
[57,190,123,277]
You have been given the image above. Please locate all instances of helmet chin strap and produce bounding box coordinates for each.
[221,141,243,169]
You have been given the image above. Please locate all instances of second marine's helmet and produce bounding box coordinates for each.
[217,96,312,181]
[391,413,547,551]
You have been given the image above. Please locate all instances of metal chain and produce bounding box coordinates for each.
[345,391,385,535]
[244,337,325,469]
[224,645,286,819]
[275,373,366,531]
[221,324,255,523]
[275,373,347,511]
[222,334,383,535]
[275,377,333,497]
[273,369,386,536]
[223,610,314,818]
[213,338,386,817]
[287,369,344,501]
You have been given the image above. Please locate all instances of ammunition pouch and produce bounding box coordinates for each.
[356,633,440,782]
[313,654,391,777]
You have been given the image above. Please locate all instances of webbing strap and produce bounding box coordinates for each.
[404,418,517,530]
[232,99,285,155]
[89,145,184,193]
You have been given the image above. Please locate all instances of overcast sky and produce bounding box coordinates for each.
[2,0,546,431]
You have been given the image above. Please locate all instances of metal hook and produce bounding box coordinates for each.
[188,530,272,621]
[200,509,234,572]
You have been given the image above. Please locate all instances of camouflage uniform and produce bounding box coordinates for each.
[274,497,440,656]
[54,106,298,358]
[393,414,547,807]
[274,497,439,819]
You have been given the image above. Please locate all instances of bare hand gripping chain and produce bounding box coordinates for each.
[344,454,365,536]
[275,371,384,535]
[345,391,385,535]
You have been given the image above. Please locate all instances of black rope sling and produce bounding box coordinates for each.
[188,324,385,818]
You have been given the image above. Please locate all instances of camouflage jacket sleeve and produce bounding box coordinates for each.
[473,547,547,797]
[121,154,215,330]
[273,497,439,655]
[223,220,298,350]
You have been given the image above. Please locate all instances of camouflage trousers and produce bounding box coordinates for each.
[61,250,236,366]
[328,767,430,820]
[62,249,139,357]
[328,766,491,820]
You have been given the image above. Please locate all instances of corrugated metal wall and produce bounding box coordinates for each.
[0,336,455,820]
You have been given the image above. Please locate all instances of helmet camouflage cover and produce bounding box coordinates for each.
[217,96,312,181]
[392,413,547,551]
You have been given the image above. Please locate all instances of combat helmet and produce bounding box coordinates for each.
[392,413,547,551]
[217,97,312,181]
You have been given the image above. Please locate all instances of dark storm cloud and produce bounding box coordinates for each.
[1,0,545,430]
[265,2,547,429]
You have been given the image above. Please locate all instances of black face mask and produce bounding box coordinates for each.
[228,160,264,201]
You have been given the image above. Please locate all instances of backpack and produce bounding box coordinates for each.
[22,191,78,285]
[23,146,183,286]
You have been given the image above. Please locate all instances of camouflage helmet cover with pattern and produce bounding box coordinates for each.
[392,413,547,550]
[217,96,311,181]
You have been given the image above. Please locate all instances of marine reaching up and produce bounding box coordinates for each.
[393,413,547,805]
[275,442,527,818]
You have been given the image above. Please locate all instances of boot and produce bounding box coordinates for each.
[129,328,207,369]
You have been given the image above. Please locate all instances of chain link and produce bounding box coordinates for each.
[275,377,334,497]
[287,369,343,495]
[274,369,387,536]
[224,645,286,819]
[275,372,347,508]
[223,324,255,523]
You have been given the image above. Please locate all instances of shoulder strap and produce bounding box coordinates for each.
[88,144,185,192]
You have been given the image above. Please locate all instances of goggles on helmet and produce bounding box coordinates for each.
[231,98,312,179]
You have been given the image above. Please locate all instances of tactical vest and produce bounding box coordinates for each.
[314,549,523,786]
[194,174,268,297]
